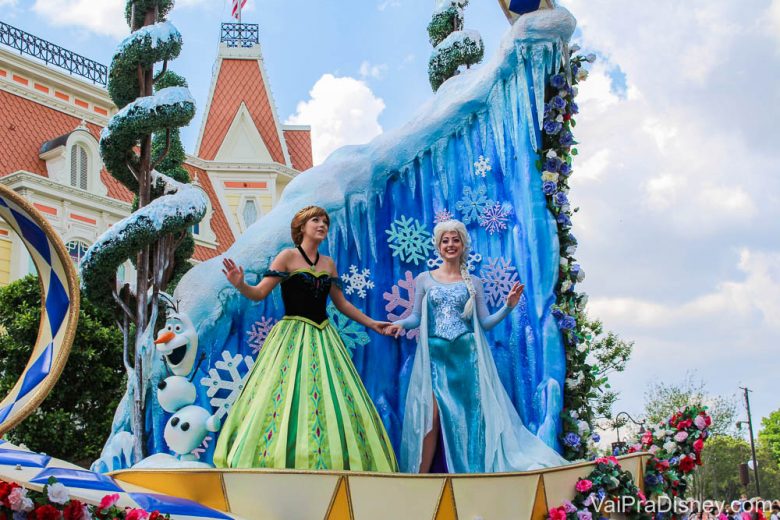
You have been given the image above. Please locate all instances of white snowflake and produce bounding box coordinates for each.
[479,202,512,235]
[190,435,212,460]
[426,250,483,272]
[200,351,255,420]
[480,257,520,308]
[246,316,277,355]
[327,302,370,355]
[383,270,419,340]
[433,208,454,224]
[341,265,375,298]
[455,185,495,225]
[385,215,435,265]
[474,155,492,178]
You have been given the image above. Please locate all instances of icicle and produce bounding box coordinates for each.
[504,76,519,156]
[476,111,489,152]
[488,86,508,175]
[367,194,378,263]
[333,208,348,253]
[432,140,449,200]
[348,193,366,261]
[405,165,416,196]
[462,124,475,170]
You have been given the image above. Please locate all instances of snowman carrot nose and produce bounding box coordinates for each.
[155,330,176,344]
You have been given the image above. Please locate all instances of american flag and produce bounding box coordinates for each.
[232,0,247,20]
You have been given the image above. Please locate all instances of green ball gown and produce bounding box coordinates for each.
[213,267,397,471]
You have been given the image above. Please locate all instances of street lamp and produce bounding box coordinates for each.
[611,411,647,455]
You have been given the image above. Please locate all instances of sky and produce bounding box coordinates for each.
[1,0,778,435]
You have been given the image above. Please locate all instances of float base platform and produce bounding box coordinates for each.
[111,453,648,520]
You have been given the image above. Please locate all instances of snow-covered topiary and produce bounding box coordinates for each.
[427,0,484,91]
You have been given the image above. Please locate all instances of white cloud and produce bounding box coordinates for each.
[286,74,385,165]
[32,0,127,38]
[0,0,18,6]
[377,0,401,11]
[359,60,389,80]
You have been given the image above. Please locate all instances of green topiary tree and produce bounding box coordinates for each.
[80,0,205,462]
[0,275,125,468]
[427,0,484,91]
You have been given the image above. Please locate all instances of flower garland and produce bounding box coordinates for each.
[627,405,712,499]
[538,46,599,460]
[547,457,650,520]
[0,478,169,520]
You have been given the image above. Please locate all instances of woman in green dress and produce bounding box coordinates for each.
[214,206,397,471]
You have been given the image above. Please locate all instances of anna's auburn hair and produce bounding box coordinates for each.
[290,206,329,245]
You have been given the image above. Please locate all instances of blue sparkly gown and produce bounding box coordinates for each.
[395,272,566,473]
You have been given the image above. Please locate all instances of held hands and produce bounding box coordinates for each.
[506,282,524,308]
[383,323,404,338]
[368,320,392,335]
[222,258,245,288]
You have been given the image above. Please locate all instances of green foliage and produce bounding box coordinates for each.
[0,276,125,467]
[759,409,780,465]
[428,33,484,91]
[643,373,737,436]
[582,317,633,420]
[125,0,174,29]
[427,3,464,47]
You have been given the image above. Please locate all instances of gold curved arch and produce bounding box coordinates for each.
[0,184,79,436]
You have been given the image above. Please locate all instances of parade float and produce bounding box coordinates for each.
[0,0,715,518]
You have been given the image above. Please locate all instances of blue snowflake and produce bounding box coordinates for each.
[455,185,494,224]
[385,215,434,265]
[327,302,369,356]
[480,257,519,308]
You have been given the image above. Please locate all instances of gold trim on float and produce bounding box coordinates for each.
[531,475,549,520]
[324,476,353,520]
[0,184,80,436]
[111,471,229,513]
[433,478,458,520]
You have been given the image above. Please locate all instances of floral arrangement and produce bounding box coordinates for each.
[538,45,599,460]
[0,478,168,520]
[547,456,650,520]
[628,405,712,499]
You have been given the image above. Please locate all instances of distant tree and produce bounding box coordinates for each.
[758,409,780,465]
[0,275,124,467]
[582,317,633,420]
[643,372,738,436]
[427,0,484,91]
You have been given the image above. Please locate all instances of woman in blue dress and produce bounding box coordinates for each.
[385,219,566,473]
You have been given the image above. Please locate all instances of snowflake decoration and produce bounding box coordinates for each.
[246,316,278,355]
[190,435,212,460]
[480,257,520,308]
[426,250,483,272]
[434,209,454,224]
[385,216,434,265]
[382,270,419,340]
[341,265,375,298]
[474,155,492,178]
[479,202,512,235]
[200,351,255,420]
[455,185,495,225]
[327,302,370,356]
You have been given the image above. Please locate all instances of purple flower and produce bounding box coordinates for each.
[544,156,563,172]
[544,120,563,135]
[550,74,567,89]
[557,213,572,227]
[591,433,601,443]
[563,501,577,514]
[578,512,593,520]
[570,102,579,115]
[555,191,569,206]
[558,162,572,177]
[551,95,567,110]
[559,130,575,147]
[563,432,581,448]
[560,315,577,330]
[543,181,557,195]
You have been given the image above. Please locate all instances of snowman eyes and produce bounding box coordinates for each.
[174,325,183,333]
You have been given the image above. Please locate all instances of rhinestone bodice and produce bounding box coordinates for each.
[427,282,472,341]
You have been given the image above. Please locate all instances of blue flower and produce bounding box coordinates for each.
[570,102,579,115]
[557,213,572,227]
[544,120,563,135]
[559,162,572,177]
[669,456,679,465]
[552,308,565,320]
[559,130,575,147]
[551,95,567,110]
[544,156,562,172]
[543,181,557,195]
[560,315,577,330]
[555,191,569,206]
[571,64,580,77]
[563,432,581,448]
[550,73,567,89]
[597,488,606,500]
[544,103,553,117]
[591,433,601,443]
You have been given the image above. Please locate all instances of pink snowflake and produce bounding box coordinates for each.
[383,271,419,340]
[434,209,454,224]
[247,316,278,355]
[479,202,512,235]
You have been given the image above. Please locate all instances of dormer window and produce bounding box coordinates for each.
[70,144,88,190]
[66,239,89,265]
[242,199,258,228]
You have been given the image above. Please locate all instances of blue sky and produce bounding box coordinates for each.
[2,0,779,436]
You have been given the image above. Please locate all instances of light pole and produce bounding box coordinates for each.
[737,386,760,496]
[611,411,647,454]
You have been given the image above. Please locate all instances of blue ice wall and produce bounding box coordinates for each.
[95,8,576,469]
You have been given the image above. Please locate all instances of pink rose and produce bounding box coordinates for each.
[674,431,688,442]
[550,507,568,520]
[694,415,707,430]
[98,493,120,510]
[8,487,34,512]
[648,445,659,454]
[126,508,149,520]
[575,479,593,493]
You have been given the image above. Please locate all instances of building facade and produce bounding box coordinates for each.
[0,21,311,285]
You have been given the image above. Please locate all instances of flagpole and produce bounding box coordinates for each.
[238,0,242,24]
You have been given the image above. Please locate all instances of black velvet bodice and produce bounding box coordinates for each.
[264,269,337,324]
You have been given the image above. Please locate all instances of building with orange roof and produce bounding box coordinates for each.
[0,20,312,284]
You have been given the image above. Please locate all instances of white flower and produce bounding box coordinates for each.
[586,53,597,63]
[572,86,579,96]
[556,114,564,123]
[566,372,584,388]
[47,482,70,504]
[561,279,572,292]
[648,445,659,454]
[565,243,577,255]
[576,267,586,282]
[546,150,558,159]
[663,441,678,454]
[576,68,589,81]
[570,44,581,52]
[577,420,590,434]
[576,341,588,353]
[570,409,579,419]
[654,429,667,440]
[542,171,559,182]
